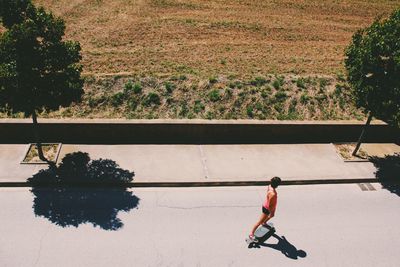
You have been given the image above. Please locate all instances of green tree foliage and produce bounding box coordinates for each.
[0,0,83,161]
[345,9,400,128]
[0,0,34,28]
[345,9,400,155]
[0,0,83,115]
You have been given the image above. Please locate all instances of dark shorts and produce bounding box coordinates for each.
[262,206,270,215]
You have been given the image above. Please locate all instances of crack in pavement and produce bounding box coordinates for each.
[34,224,51,267]
[157,205,257,210]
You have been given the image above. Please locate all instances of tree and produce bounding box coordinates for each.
[0,0,84,161]
[345,9,400,156]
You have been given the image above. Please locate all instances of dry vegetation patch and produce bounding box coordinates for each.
[2,1,396,120]
[334,143,369,161]
[22,144,61,164]
[33,0,398,76]
[1,74,365,120]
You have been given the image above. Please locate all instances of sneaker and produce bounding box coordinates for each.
[248,234,257,241]
[246,234,257,245]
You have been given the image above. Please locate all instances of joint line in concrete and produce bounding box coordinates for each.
[198,145,210,179]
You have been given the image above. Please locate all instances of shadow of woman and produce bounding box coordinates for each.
[260,234,307,260]
[28,152,140,231]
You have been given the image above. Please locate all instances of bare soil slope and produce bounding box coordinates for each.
[34,0,399,76]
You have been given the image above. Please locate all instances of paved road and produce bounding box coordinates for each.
[1,184,399,266]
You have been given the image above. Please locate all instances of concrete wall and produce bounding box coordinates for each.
[0,119,398,144]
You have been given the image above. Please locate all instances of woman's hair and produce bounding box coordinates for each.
[270,176,282,188]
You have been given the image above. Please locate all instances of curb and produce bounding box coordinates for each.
[0,178,382,188]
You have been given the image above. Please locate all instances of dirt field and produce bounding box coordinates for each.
[1,1,398,120]
[33,0,398,77]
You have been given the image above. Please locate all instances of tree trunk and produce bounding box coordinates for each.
[352,112,373,156]
[32,110,47,162]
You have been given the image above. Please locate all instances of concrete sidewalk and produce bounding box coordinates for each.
[1,143,399,185]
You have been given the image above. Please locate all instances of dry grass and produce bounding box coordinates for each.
[0,74,365,120]
[23,144,59,163]
[334,143,369,161]
[32,0,398,77]
[1,1,397,120]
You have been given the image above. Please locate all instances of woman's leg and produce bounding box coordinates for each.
[250,213,268,236]
[262,216,271,225]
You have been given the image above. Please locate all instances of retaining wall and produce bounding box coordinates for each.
[0,119,398,144]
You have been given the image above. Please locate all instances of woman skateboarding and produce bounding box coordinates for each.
[248,176,281,241]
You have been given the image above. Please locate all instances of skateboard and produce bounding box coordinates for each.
[246,223,276,245]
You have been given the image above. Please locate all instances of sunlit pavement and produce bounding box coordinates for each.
[1,183,399,266]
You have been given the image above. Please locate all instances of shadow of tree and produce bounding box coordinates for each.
[28,152,140,230]
[260,234,307,260]
[370,153,400,196]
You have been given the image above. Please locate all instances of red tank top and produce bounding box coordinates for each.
[263,185,277,211]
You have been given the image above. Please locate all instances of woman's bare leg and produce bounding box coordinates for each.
[250,213,268,236]
[262,216,271,225]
